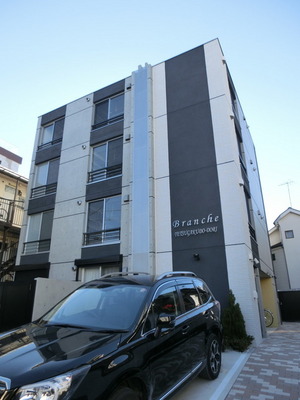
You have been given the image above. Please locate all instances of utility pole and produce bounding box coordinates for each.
[279,180,294,207]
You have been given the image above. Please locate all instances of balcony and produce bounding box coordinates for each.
[0,198,24,229]
[83,228,120,246]
[31,183,57,199]
[88,164,122,183]
[37,138,62,151]
[23,239,51,255]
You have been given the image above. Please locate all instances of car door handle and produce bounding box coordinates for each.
[182,325,190,335]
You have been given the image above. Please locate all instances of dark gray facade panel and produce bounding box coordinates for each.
[28,196,56,215]
[41,105,66,125]
[90,121,123,146]
[93,80,125,103]
[81,244,120,261]
[19,253,50,265]
[165,45,229,307]
[35,143,62,164]
[86,177,122,202]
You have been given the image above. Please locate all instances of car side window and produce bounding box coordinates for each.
[195,282,211,304]
[178,284,201,312]
[144,286,180,333]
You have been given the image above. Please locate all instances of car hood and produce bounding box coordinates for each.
[0,323,122,389]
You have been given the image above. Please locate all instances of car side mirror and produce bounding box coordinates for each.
[154,314,175,338]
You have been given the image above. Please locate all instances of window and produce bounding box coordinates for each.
[84,195,121,245]
[23,210,54,254]
[89,138,123,182]
[144,286,180,332]
[285,230,294,239]
[39,118,64,149]
[178,284,201,312]
[195,282,211,304]
[94,93,124,128]
[31,159,59,198]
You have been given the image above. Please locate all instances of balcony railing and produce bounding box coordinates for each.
[37,138,62,151]
[23,239,51,255]
[31,183,57,199]
[0,198,24,228]
[91,114,124,131]
[88,164,122,183]
[83,228,120,246]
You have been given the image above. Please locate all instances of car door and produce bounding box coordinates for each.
[144,281,205,399]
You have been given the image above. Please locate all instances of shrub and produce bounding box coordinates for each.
[222,290,254,352]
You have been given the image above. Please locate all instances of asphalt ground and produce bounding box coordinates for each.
[172,322,300,400]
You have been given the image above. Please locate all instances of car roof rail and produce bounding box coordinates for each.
[101,272,150,279]
[156,271,197,281]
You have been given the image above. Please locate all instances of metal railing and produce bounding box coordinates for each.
[31,183,57,199]
[37,138,62,151]
[83,228,120,246]
[91,114,124,131]
[88,164,122,183]
[0,197,25,228]
[23,239,51,255]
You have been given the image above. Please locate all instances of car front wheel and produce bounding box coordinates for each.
[107,386,141,400]
[200,333,222,380]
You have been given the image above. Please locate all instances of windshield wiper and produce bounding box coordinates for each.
[43,323,128,333]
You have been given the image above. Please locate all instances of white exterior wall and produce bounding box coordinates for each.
[278,212,300,288]
[49,95,93,280]
[204,40,262,344]
[152,62,173,275]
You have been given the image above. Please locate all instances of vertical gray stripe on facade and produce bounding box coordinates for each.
[131,65,151,272]
[165,45,229,307]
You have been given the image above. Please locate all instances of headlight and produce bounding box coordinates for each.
[14,365,90,400]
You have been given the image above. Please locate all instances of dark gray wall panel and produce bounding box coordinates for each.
[28,195,56,215]
[93,80,125,103]
[81,244,120,261]
[165,45,229,307]
[19,253,50,265]
[90,121,123,146]
[35,143,62,164]
[41,105,66,125]
[86,177,122,202]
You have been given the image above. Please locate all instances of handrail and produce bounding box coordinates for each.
[0,197,24,228]
[83,228,120,246]
[88,164,122,183]
[31,183,57,199]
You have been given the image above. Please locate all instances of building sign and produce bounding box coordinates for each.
[172,213,220,238]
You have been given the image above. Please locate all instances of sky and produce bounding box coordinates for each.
[0,0,299,229]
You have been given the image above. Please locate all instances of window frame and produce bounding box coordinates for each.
[93,93,124,129]
[84,195,121,246]
[88,137,123,183]
[23,210,54,254]
[38,118,64,150]
[285,230,294,239]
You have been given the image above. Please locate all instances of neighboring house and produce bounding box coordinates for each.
[0,148,28,281]
[269,208,300,290]
[16,39,277,344]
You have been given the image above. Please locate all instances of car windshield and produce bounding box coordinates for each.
[40,284,149,331]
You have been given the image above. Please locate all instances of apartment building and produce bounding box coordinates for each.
[16,39,276,343]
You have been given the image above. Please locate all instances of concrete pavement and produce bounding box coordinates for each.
[172,322,300,400]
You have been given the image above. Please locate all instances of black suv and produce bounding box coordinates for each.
[0,272,222,400]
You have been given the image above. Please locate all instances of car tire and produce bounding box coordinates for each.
[108,386,141,400]
[200,333,222,380]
